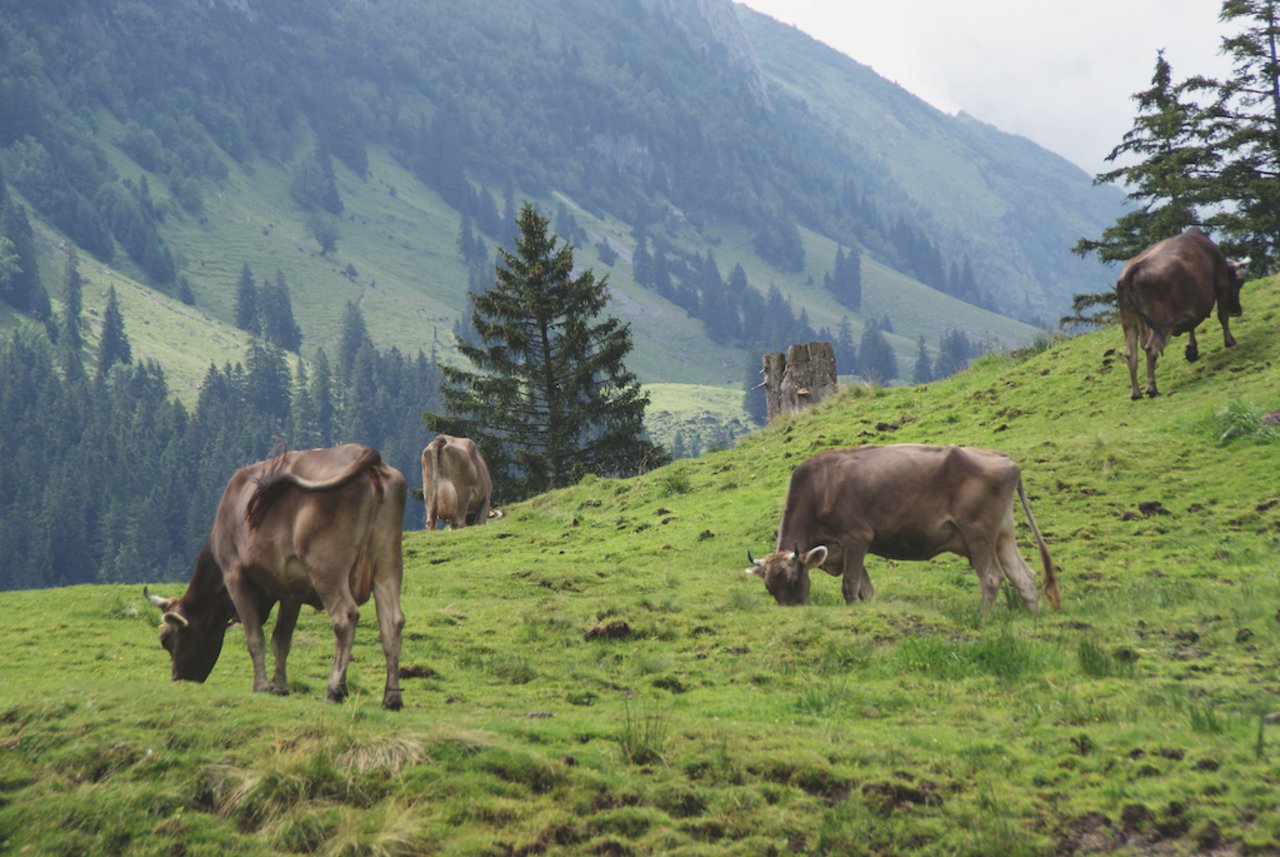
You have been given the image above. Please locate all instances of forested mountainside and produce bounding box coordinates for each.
[0,0,1120,391]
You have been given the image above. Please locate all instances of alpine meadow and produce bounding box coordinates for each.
[2,281,1279,855]
[2,0,1280,855]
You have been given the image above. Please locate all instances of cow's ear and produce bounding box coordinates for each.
[801,546,828,568]
[162,611,189,629]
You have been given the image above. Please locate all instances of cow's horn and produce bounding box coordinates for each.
[747,550,758,566]
[162,611,189,628]
[144,586,170,609]
[794,543,801,559]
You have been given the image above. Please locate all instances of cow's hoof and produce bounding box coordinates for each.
[1185,346,1199,362]
[383,691,403,711]
[270,685,290,696]
[1147,389,1160,399]
[1131,392,1144,401]
[326,689,347,705]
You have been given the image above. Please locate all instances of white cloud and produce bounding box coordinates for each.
[739,1,1236,173]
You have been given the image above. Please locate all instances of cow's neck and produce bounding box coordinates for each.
[182,540,235,622]
[775,503,821,553]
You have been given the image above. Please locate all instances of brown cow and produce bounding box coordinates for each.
[145,444,408,709]
[421,434,493,530]
[1116,227,1245,399]
[745,444,1060,611]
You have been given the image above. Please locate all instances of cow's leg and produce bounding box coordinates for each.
[1184,327,1200,362]
[1143,347,1159,398]
[1122,327,1143,400]
[1219,311,1237,348]
[995,528,1040,612]
[223,575,274,693]
[316,590,359,704]
[963,534,1006,610]
[372,571,406,711]
[840,545,874,604]
[270,600,301,694]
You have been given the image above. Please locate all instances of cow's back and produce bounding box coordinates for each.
[781,445,1012,543]
[211,447,405,607]
[1118,231,1220,346]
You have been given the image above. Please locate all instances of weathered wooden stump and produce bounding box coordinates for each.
[761,341,838,421]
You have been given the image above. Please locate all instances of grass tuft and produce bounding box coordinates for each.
[1213,399,1279,444]
[618,700,669,766]
[1076,638,1136,678]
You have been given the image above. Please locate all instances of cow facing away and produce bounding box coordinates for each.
[1116,227,1245,399]
[145,444,408,709]
[421,434,493,530]
[745,444,1060,611]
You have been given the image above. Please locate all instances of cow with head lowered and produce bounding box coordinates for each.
[421,434,493,530]
[145,444,408,709]
[745,444,1060,611]
[1116,227,1245,399]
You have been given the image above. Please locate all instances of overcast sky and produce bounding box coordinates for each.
[737,1,1237,175]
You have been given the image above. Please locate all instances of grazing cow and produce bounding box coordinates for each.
[1116,227,1245,399]
[421,434,493,530]
[145,444,408,709]
[745,444,1060,611]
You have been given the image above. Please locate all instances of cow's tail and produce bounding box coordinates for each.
[246,446,383,528]
[1118,266,1169,356]
[1016,476,1061,611]
[425,436,446,526]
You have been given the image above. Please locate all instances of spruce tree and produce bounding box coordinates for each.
[338,300,371,381]
[858,323,898,385]
[62,248,84,350]
[1074,51,1212,263]
[0,200,49,320]
[428,202,664,499]
[97,285,132,377]
[912,334,934,384]
[1206,0,1280,262]
[234,262,258,332]
[261,270,302,352]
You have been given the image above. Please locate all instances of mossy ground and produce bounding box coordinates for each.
[2,277,1278,855]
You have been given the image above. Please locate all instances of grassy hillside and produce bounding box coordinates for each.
[2,277,1277,855]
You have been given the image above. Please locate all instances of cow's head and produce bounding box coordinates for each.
[1222,259,1247,317]
[744,546,828,606]
[144,586,229,683]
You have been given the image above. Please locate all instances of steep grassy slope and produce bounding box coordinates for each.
[2,278,1276,855]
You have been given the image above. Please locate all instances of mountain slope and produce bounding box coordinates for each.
[737,4,1124,316]
[2,0,1122,395]
[2,276,1276,855]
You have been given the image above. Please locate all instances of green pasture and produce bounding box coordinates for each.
[2,277,1278,855]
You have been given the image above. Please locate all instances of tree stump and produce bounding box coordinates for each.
[761,341,838,421]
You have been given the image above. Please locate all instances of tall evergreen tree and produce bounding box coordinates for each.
[1205,0,1280,262]
[290,144,343,214]
[61,248,84,350]
[857,323,898,385]
[338,300,371,381]
[97,286,132,377]
[0,199,48,320]
[835,315,858,376]
[234,262,258,333]
[260,270,302,352]
[1074,51,1213,263]
[428,202,664,499]
[912,334,934,384]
